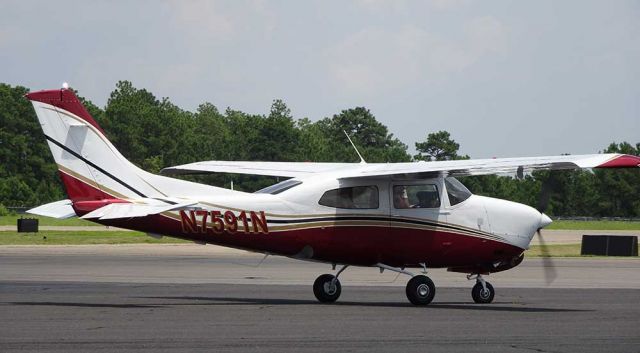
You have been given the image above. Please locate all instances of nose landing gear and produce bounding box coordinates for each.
[468,274,495,304]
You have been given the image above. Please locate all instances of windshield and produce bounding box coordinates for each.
[255,179,302,195]
[444,177,472,206]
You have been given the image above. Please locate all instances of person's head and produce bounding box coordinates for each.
[416,191,439,208]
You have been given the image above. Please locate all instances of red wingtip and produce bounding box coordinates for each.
[25,88,104,134]
[596,154,640,168]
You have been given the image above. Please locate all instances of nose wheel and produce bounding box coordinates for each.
[469,274,495,304]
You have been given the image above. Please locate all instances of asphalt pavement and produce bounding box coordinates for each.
[1,244,639,353]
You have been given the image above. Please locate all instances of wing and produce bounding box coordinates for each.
[339,153,640,179]
[161,161,358,178]
[162,154,639,180]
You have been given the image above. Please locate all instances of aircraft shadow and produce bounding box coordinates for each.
[6,301,163,309]
[138,296,589,313]
[4,297,590,313]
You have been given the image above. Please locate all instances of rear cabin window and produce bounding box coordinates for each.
[318,186,379,209]
[255,179,302,195]
[445,177,472,206]
[393,185,440,209]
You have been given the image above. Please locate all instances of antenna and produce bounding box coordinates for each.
[343,130,366,164]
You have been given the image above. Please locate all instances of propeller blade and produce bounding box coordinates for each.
[536,179,553,213]
[537,229,557,285]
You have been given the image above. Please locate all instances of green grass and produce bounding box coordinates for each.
[0,231,188,245]
[546,220,640,231]
[527,243,640,257]
[0,215,95,226]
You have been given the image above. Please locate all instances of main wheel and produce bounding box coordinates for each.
[471,281,495,304]
[313,274,341,303]
[405,275,436,305]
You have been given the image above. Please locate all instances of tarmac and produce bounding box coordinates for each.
[1,244,639,352]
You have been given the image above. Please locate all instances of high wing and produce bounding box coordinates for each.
[161,154,640,180]
[340,153,640,179]
[161,161,358,178]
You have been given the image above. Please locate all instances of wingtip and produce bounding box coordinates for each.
[596,154,640,168]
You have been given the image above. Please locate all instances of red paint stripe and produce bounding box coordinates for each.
[58,171,115,202]
[596,154,640,168]
[25,89,105,134]
[98,213,524,268]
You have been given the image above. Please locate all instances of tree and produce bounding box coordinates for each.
[0,84,64,205]
[594,142,640,216]
[103,81,195,169]
[313,107,411,163]
[414,131,469,161]
[255,99,301,161]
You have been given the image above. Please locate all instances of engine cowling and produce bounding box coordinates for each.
[447,253,524,274]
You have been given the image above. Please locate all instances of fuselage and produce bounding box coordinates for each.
[94,173,549,271]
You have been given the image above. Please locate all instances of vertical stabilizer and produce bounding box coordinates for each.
[25,88,233,206]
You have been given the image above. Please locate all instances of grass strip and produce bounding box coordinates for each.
[0,215,95,227]
[0,231,188,245]
[526,243,640,257]
[546,220,640,231]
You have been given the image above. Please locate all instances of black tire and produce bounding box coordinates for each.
[471,281,495,304]
[313,274,341,303]
[405,275,436,305]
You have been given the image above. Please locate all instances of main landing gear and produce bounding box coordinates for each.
[313,263,437,306]
[468,274,495,304]
[313,265,348,303]
[405,275,436,305]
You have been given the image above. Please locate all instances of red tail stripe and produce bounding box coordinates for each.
[25,89,105,134]
[58,171,116,202]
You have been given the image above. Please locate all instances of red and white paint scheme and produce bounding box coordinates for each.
[25,87,640,305]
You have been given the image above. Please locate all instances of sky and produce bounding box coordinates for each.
[1,0,638,158]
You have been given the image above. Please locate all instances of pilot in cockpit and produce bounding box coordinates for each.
[414,190,440,208]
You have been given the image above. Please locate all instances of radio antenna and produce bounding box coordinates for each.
[343,130,366,164]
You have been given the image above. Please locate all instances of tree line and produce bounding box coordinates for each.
[0,81,638,217]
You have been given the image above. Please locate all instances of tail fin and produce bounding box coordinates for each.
[25,88,227,205]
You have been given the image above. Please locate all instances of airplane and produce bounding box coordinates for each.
[24,87,640,305]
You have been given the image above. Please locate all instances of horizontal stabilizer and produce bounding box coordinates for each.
[27,199,76,219]
[81,201,197,220]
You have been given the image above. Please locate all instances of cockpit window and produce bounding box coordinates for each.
[318,186,379,209]
[393,185,440,209]
[445,177,472,206]
[255,179,302,195]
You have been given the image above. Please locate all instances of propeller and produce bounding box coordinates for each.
[535,228,557,285]
[535,173,557,285]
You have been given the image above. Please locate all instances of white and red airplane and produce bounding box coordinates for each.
[25,87,640,305]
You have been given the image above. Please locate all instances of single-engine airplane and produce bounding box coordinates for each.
[25,87,640,305]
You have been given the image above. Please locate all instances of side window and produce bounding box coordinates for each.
[319,186,379,209]
[393,185,440,209]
